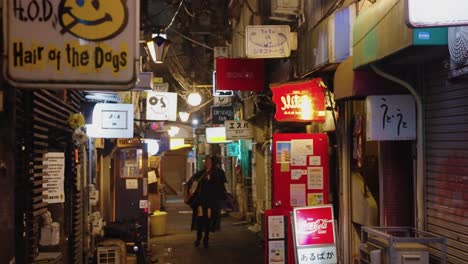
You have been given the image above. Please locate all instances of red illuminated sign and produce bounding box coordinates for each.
[271,78,326,122]
[293,205,335,247]
[215,58,264,91]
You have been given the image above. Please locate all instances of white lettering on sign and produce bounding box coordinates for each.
[227,71,254,79]
[281,94,304,111]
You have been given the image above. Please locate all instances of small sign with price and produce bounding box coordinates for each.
[224,120,254,140]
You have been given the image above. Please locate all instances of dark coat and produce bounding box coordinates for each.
[187,167,227,231]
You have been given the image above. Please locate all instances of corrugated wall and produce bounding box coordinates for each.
[423,62,468,263]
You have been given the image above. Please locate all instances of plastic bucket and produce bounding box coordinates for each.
[150,211,168,236]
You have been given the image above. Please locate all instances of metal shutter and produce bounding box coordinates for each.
[423,63,468,264]
[15,90,83,263]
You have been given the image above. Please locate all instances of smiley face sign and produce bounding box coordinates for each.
[58,0,128,41]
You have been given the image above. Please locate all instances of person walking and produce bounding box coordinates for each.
[185,155,227,248]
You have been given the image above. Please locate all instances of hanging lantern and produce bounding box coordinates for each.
[146,34,170,63]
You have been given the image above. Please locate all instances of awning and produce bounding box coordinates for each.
[353,0,448,69]
[334,56,407,100]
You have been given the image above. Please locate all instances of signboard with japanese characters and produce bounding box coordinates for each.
[225,120,253,140]
[87,103,134,138]
[292,205,337,264]
[146,91,177,121]
[3,0,140,89]
[246,25,291,58]
[43,152,65,204]
[366,95,416,141]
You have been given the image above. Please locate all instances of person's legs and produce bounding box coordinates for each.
[203,208,212,247]
[194,206,204,247]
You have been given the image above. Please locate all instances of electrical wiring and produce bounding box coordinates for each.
[163,0,184,31]
[168,28,214,51]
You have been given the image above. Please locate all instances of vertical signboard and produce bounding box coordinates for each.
[292,205,337,264]
[43,152,65,204]
[3,0,140,89]
[264,208,292,264]
[272,133,329,209]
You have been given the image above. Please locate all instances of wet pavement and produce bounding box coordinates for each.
[148,196,265,264]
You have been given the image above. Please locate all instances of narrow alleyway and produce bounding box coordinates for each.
[149,196,265,264]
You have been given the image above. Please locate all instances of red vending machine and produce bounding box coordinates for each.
[265,133,329,264]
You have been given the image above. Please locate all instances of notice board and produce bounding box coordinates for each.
[272,133,329,210]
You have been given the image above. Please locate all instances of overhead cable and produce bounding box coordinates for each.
[163,0,184,31]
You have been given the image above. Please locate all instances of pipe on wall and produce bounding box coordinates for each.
[370,63,425,230]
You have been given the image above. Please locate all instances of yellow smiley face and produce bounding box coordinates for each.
[59,0,128,41]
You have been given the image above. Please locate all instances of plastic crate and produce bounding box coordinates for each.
[97,246,121,264]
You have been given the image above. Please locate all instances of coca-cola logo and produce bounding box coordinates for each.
[298,219,329,235]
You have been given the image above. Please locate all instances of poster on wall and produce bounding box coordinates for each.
[276,141,291,163]
[43,152,65,204]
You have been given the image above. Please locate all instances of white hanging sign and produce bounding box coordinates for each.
[366,95,416,141]
[407,0,468,28]
[87,103,134,138]
[224,120,254,140]
[246,25,291,58]
[146,91,177,121]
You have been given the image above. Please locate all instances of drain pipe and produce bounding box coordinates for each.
[370,63,425,231]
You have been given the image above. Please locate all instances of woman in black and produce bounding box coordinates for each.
[186,155,227,248]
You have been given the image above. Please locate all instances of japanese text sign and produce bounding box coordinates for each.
[293,205,335,247]
[86,103,134,138]
[225,120,253,140]
[43,152,65,204]
[215,58,264,91]
[246,25,291,58]
[271,79,326,122]
[3,0,140,89]
[366,95,416,141]
[297,246,337,264]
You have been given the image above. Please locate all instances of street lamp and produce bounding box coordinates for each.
[146,33,170,63]
[187,92,202,106]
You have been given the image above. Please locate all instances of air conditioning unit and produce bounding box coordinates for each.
[272,0,301,15]
[97,246,121,264]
